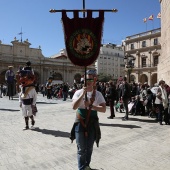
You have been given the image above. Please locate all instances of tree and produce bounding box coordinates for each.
[97,73,112,82]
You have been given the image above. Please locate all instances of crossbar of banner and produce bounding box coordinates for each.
[49,9,118,13]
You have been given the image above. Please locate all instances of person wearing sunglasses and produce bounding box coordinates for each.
[72,70,106,170]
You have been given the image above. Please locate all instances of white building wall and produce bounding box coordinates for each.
[158,0,170,84]
[95,44,124,80]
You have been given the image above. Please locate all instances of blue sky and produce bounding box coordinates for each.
[0,0,160,57]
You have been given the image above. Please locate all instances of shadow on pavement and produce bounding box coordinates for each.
[0,108,20,112]
[31,127,70,138]
[36,102,57,104]
[129,117,157,123]
[10,98,18,101]
[99,123,141,129]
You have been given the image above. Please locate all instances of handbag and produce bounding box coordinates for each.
[31,104,38,116]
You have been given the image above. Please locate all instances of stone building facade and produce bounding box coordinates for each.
[158,0,170,85]
[0,38,94,86]
[123,28,161,86]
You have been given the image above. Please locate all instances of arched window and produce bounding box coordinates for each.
[140,74,148,84]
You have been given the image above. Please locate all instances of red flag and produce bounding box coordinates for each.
[148,15,154,20]
[157,12,161,19]
[143,18,147,23]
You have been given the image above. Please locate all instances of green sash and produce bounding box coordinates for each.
[77,108,97,119]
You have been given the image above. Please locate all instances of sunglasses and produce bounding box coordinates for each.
[86,79,94,82]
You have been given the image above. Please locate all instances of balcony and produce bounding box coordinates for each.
[126,28,161,41]
[135,64,158,68]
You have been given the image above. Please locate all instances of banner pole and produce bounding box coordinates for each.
[83,0,85,17]
[82,0,87,101]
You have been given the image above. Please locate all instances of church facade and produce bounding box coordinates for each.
[0,38,94,86]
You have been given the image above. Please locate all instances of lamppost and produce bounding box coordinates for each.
[148,50,152,67]
[124,53,136,83]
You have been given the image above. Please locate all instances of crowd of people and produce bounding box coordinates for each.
[38,81,80,100]
[35,75,170,126]
[1,64,170,126]
[95,77,170,125]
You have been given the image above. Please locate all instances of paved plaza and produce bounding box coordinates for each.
[0,94,170,170]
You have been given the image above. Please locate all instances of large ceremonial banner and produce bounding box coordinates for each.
[62,10,104,66]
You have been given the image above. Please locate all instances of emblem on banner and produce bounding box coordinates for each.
[68,29,97,59]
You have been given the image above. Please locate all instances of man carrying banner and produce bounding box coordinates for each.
[72,70,106,170]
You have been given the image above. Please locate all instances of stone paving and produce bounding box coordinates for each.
[0,94,170,170]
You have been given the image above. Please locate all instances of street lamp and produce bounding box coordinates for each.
[124,53,136,83]
[148,50,152,67]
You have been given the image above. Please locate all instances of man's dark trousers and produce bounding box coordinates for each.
[123,98,129,119]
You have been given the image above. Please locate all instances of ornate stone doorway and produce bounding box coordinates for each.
[139,74,148,84]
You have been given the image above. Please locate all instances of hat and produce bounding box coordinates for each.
[8,66,13,68]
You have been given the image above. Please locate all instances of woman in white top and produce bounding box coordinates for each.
[155,80,168,125]
[72,70,106,170]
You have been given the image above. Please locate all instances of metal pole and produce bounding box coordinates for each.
[49,9,118,13]
[83,0,85,17]
[129,69,130,83]
[82,0,87,101]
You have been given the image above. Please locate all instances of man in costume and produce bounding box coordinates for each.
[72,70,106,170]
[18,69,37,130]
[155,80,168,125]
[5,66,15,100]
